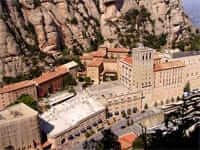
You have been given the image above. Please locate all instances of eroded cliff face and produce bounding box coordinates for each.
[0,0,194,83]
[100,0,193,47]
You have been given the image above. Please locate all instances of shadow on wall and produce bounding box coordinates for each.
[115,0,124,11]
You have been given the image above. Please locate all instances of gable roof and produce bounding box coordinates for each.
[0,80,35,94]
[154,60,185,72]
[87,60,103,67]
[118,133,137,150]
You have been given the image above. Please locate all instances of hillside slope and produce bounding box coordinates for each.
[0,0,194,83]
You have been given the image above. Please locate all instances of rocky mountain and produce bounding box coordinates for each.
[0,0,195,84]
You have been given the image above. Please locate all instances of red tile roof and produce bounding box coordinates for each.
[80,55,93,60]
[121,56,133,65]
[87,60,103,67]
[91,50,107,57]
[108,48,130,53]
[154,60,185,72]
[33,66,68,85]
[118,133,137,150]
[0,80,35,94]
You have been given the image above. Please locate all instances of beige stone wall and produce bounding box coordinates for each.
[139,111,164,129]
[103,61,118,73]
[132,48,154,109]
[172,55,200,90]
[0,115,41,150]
[49,110,106,149]
[152,67,184,106]
[87,66,100,84]
[107,52,128,58]
[0,85,37,110]
[119,61,133,89]
[107,92,142,119]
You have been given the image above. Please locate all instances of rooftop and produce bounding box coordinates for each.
[108,48,130,53]
[86,81,136,102]
[171,51,200,58]
[62,61,78,70]
[87,60,103,67]
[40,92,105,138]
[80,55,93,60]
[154,60,185,72]
[34,65,68,85]
[91,50,107,57]
[0,80,35,94]
[118,133,137,150]
[0,103,38,124]
[121,56,133,65]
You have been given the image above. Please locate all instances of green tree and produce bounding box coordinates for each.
[132,136,145,150]
[63,74,77,87]
[85,77,91,83]
[9,95,38,111]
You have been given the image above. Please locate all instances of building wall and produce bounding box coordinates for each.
[171,55,200,90]
[87,65,103,84]
[103,60,118,73]
[119,61,133,89]
[37,75,65,97]
[0,85,37,110]
[0,115,41,150]
[48,110,106,150]
[138,111,164,128]
[107,52,128,58]
[152,67,184,106]
[107,93,142,119]
[132,48,154,109]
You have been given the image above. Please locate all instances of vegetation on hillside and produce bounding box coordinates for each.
[106,6,167,50]
[174,32,200,51]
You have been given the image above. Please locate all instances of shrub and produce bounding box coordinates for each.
[9,95,38,111]
[70,17,78,25]
[63,74,77,87]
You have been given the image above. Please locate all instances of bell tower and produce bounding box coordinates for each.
[132,45,154,108]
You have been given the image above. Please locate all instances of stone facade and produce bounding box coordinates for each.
[153,62,184,106]
[48,110,106,150]
[0,63,70,110]
[0,103,41,150]
[82,48,130,84]
[119,47,200,108]
[0,80,37,110]
[87,60,104,84]
[106,92,142,119]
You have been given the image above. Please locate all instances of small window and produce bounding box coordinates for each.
[61,138,66,144]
